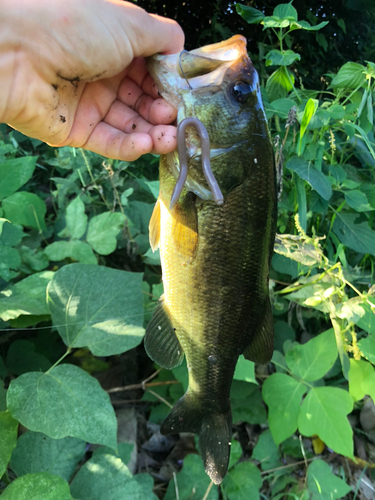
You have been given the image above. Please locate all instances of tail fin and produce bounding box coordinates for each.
[160,394,232,484]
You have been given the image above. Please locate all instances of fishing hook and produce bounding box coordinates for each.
[170,117,224,210]
[178,50,193,90]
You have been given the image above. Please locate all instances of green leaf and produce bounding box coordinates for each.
[306,460,351,499]
[231,381,267,425]
[10,432,86,481]
[233,356,257,384]
[348,359,374,401]
[228,439,242,470]
[265,49,300,67]
[358,333,375,364]
[274,3,298,21]
[300,99,319,140]
[47,264,144,356]
[144,181,160,200]
[71,453,157,500]
[6,340,51,375]
[285,329,337,381]
[367,92,373,124]
[0,221,24,246]
[361,372,375,402]
[0,411,19,477]
[263,16,290,29]
[163,454,218,500]
[44,240,97,264]
[7,364,117,449]
[344,190,373,211]
[86,212,125,255]
[332,213,375,255]
[93,443,135,467]
[2,192,46,231]
[331,62,366,89]
[263,373,306,444]
[356,299,375,334]
[1,472,73,500]
[236,4,265,24]
[252,429,281,471]
[0,245,21,281]
[298,386,354,457]
[286,156,332,200]
[222,461,262,500]
[0,271,54,321]
[63,197,87,239]
[289,20,329,31]
[19,246,49,272]
[266,66,294,101]
[0,156,37,201]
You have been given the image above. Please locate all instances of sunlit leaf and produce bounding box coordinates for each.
[2,192,46,231]
[265,49,300,67]
[44,240,97,264]
[234,356,257,384]
[306,460,351,499]
[348,359,374,401]
[358,333,375,364]
[86,212,125,255]
[331,62,366,89]
[266,66,294,101]
[1,472,73,500]
[0,157,37,201]
[62,197,88,239]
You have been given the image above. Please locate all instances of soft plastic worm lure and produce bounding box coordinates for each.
[170,117,225,210]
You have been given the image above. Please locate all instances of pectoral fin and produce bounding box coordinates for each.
[243,299,274,364]
[149,199,161,251]
[144,296,184,369]
[171,192,198,261]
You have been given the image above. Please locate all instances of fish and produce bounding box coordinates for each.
[145,35,277,484]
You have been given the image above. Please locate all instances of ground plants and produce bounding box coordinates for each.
[0,2,374,499]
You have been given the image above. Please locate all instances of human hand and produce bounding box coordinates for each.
[0,0,184,160]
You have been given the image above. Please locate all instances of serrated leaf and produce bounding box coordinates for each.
[298,387,354,457]
[0,411,19,477]
[44,240,97,264]
[252,429,281,471]
[263,373,306,444]
[2,192,46,231]
[332,213,375,255]
[64,197,87,239]
[331,62,366,89]
[0,157,37,201]
[358,333,375,364]
[266,66,294,101]
[344,190,373,211]
[265,49,300,67]
[222,460,262,500]
[1,472,73,500]
[6,340,51,375]
[10,432,86,481]
[274,3,298,21]
[236,4,265,24]
[86,212,125,255]
[306,460,351,499]
[233,356,257,384]
[47,264,144,356]
[0,244,21,281]
[164,454,218,499]
[286,156,332,200]
[0,271,53,321]
[7,364,117,449]
[285,329,337,381]
[348,359,374,401]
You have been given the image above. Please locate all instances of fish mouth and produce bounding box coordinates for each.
[146,35,248,110]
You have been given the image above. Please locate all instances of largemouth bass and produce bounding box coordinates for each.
[145,35,277,484]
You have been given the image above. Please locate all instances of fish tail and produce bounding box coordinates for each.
[160,394,232,484]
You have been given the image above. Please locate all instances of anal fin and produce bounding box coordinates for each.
[144,296,184,369]
[243,299,274,364]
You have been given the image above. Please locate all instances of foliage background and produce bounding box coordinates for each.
[0,1,375,499]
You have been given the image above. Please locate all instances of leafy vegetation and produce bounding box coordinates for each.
[0,1,375,498]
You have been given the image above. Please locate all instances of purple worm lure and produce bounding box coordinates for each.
[170,117,225,210]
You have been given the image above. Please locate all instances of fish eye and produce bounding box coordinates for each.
[231,81,254,103]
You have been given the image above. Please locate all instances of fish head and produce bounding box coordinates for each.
[147,35,272,199]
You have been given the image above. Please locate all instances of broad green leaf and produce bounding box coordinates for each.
[348,359,374,401]
[0,411,19,477]
[265,49,300,67]
[231,381,267,425]
[266,66,294,101]
[355,299,375,334]
[289,20,329,32]
[331,62,366,89]
[267,98,296,119]
[71,454,157,500]
[362,372,375,402]
[298,386,354,457]
[7,364,117,449]
[0,244,21,281]
[361,183,375,209]
[144,181,160,200]
[300,99,319,140]
[2,192,46,231]
[0,156,37,201]
[274,3,298,21]
[222,461,262,500]
[44,240,97,264]
[1,472,73,500]
[47,264,144,356]
[263,16,290,29]
[10,432,86,481]
[358,333,375,364]
[0,221,24,246]
[64,197,87,239]
[332,213,375,255]
[252,429,281,470]
[86,212,125,255]
[6,340,51,375]
[286,156,332,200]
[228,439,242,470]
[335,297,366,323]
[163,454,218,500]
[306,460,351,499]
[263,373,306,444]
[0,271,53,321]
[234,356,257,384]
[344,190,373,211]
[236,4,265,24]
[285,329,337,381]
[93,443,135,467]
[19,246,49,272]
